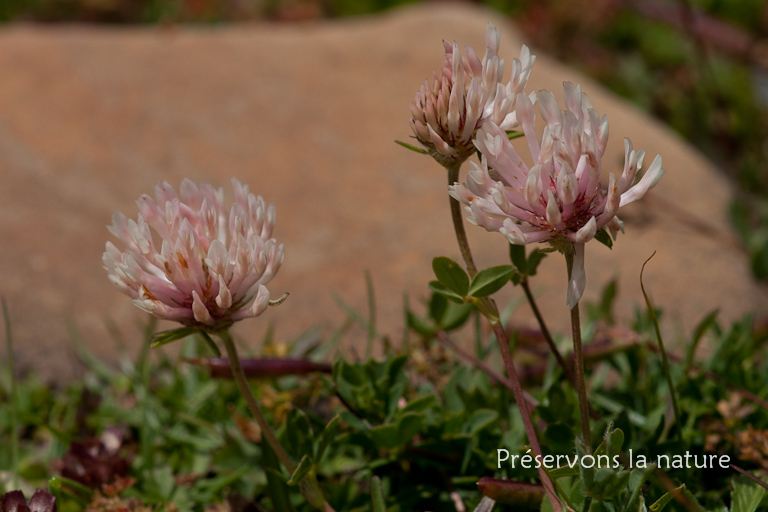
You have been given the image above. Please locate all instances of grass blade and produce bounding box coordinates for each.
[684,309,718,372]
[640,252,681,440]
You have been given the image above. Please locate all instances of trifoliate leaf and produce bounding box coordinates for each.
[432,257,470,296]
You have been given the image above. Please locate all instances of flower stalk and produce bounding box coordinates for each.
[446,81,666,454]
[447,188,561,511]
[520,278,576,386]
[219,330,295,473]
[447,163,478,277]
[565,248,591,451]
[488,308,563,512]
[219,330,331,510]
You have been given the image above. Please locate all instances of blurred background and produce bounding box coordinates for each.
[5,0,767,281]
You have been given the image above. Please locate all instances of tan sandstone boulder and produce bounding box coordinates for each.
[0,3,765,380]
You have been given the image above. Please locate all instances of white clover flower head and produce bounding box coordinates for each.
[409,23,536,168]
[449,82,665,308]
[103,178,284,331]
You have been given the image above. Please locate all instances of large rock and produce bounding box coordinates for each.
[1,3,765,380]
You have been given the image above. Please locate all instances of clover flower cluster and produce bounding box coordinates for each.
[409,23,535,167]
[448,82,665,307]
[103,178,284,331]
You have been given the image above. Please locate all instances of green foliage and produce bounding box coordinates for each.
[371,476,387,512]
[509,244,549,285]
[432,257,470,298]
[4,279,768,510]
[406,291,473,336]
[430,257,517,306]
[594,229,613,250]
[731,477,768,512]
[469,265,517,298]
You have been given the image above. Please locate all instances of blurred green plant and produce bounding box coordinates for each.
[2,279,768,510]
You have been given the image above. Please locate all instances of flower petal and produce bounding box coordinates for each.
[619,154,665,207]
[574,216,597,243]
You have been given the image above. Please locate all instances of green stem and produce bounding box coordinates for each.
[521,278,599,420]
[444,163,562,511]
[487,309,562,512]
[219,331,296,472]
[436,330,538,408]
[447,163,478,277]
[565,250,592,451]
[219,331,332,510]
[520,278,575,387]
